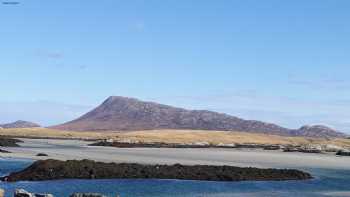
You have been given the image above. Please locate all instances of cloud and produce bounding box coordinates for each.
[135,23,145,30]
[46,52,63,59]
[130,21,146,32]
[79,65,88,70]
[35,50,64,60]
[287,74,350,90]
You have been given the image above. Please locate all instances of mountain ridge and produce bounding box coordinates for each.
[51,96,347,138]
[0,120,41,129]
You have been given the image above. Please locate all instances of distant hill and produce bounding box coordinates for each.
[290,125,346,138]
[51,96,347,138]
[0,120,41,129]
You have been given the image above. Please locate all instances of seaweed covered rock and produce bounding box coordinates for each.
[36,153,48,157]
[0,137,22,147]
[336,150,350,156]
[4,159,312,182]
[0,149,11,153]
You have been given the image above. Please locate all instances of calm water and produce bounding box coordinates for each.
[0,158,350,197]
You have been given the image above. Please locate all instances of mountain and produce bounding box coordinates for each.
[291,125,346,138]
[0,120,41,129]
[51,96,347,138]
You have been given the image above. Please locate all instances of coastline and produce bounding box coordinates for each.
[1,138,350,170]
[0,138,350,197]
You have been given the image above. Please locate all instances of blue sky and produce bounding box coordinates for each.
[1,0,350,133]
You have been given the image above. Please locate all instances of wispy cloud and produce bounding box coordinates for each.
[79,65,88,70]
[129,21,146,32]
[35,50,64,60]
[46,52,64,59]
[287,74,350,90]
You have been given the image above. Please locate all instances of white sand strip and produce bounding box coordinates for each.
[1,138,350,170]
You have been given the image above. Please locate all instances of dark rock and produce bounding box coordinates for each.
[282,146,322,154]
[90,141,285,150]
[0,120,40,129]
[263,145,281,150]
[36,153,48,157]
[89,141,213,148]
[0,149,11,153]
[4,159,312,182]
[336,150,350,156]
[14,189,54,197]
[0,137,22,147]
[283,147,299,152]
[298,149,322,154]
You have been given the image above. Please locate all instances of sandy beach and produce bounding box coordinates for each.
[1,138,350,170]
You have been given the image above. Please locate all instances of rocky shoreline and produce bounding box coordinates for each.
[89,140,349,155]
[3,159,312,182]
[89,140,283,149]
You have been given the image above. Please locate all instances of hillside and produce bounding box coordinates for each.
[291,125,346,138]
[51,96,347,138]
[0,120,40,129]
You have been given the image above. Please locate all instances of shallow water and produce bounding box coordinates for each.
[0,158,349,197]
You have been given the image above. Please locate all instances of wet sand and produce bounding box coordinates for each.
[1,138,350,170]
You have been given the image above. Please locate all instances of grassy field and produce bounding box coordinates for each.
[0,127,114,140]
[0,127,350,148]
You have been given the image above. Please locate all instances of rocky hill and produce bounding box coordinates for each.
[290,125,346,138]
[51,96,347,138]
[0,120,40,129]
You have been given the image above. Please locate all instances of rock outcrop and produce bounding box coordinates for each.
[14,189,54,197]
[0,137,22,147]
[4,159,312,182]
[336,150,350,156]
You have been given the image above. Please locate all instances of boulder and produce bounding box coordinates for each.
[14,189,54,197]
[36,153,48,157]
[0,149,11,153]
[336,150,350,156]
[14,189,32,197]
[0,137,23,147]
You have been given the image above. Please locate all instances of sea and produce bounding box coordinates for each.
[0,158,349,197]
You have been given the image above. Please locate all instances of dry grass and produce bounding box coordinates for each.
[1,128,349,148]
[115,130,350,148]
[0,127,116,140]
